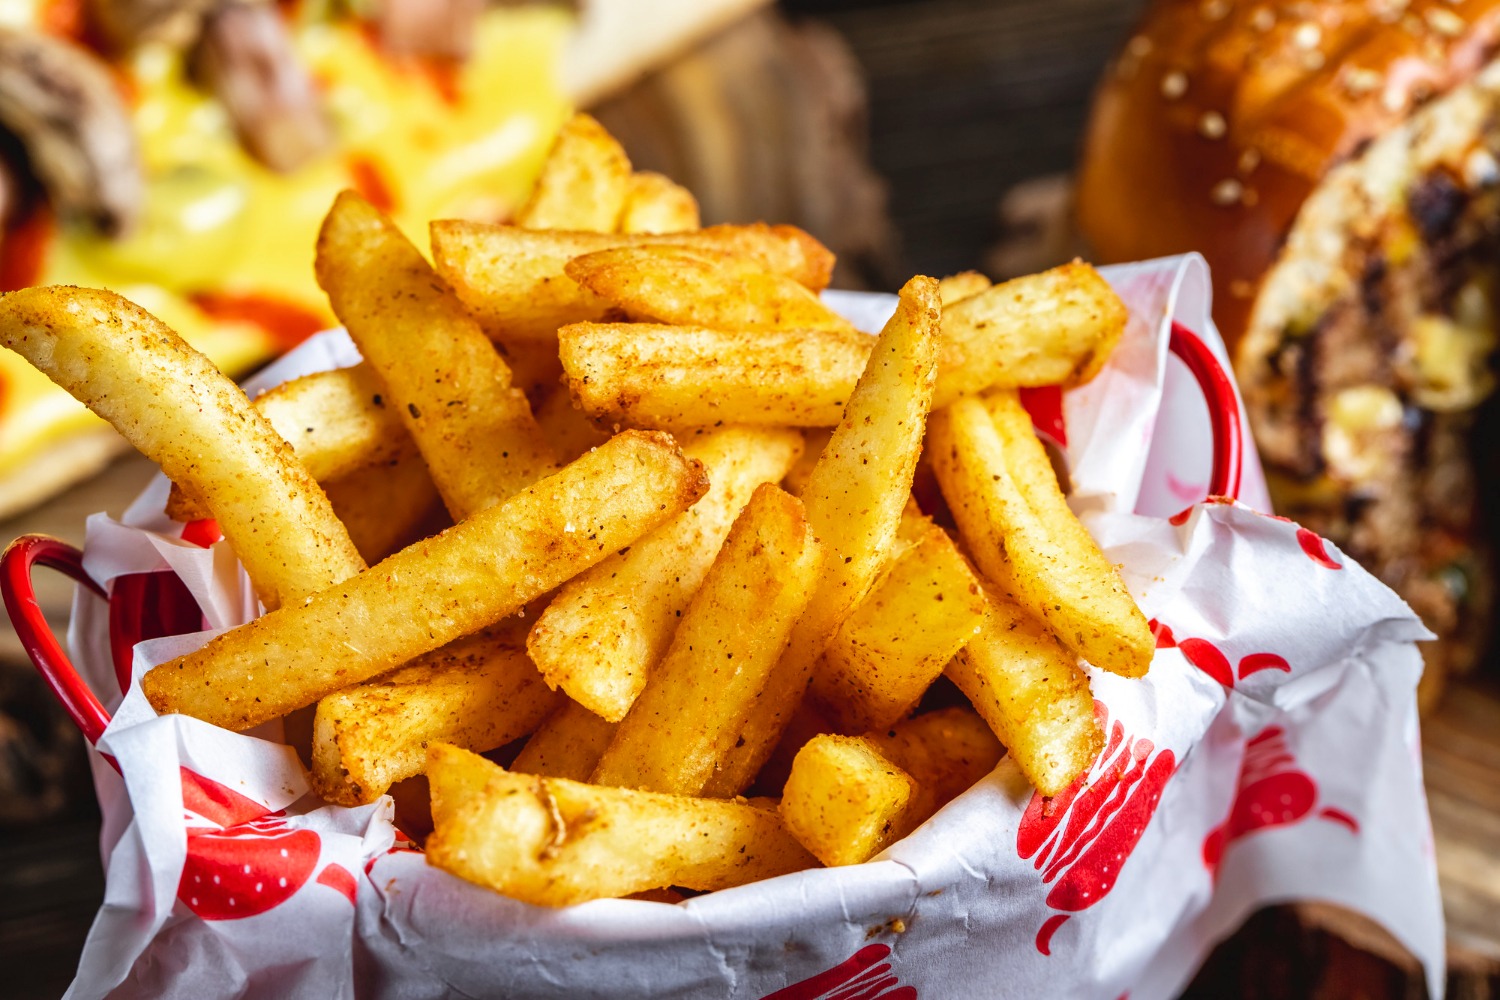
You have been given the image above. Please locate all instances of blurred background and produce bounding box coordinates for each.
[1,0,1496,996]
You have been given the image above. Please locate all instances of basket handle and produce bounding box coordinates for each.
[1169,321,1243,501]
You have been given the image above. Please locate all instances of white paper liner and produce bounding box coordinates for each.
[53,255,1439,999]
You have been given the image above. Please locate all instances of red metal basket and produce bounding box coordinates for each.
[1,322,1243,749]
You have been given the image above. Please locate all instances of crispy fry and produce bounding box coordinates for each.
[533,387,610,462]
[311,624,560,805]
[929,393,1152,677]
[704,276,941,797]
[0,286,365,610]
[142,431,708,731]
[426,744,817,905]
[812,516,986,733]
[560,324,866,429]
[564,246,856,333]
[779,734,915,867]
[430,221,836,342]
[514,113,631,232]
[864,707,1004,825]
[617,171,700,234]
[591,484,821,794]
[511,699,618,780]
[937,270,992,306]
[946,584,1102,797]
[317,190,557,518]
[933,262,1126,406]
[529,426,803,720]
[780,427,830,498]
[322,449,446,563]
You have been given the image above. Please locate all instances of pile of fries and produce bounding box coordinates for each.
[0,114,1150,905]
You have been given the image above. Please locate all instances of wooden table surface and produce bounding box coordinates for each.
[4,1,1499,997]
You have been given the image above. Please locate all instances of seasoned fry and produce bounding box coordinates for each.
[591,484,821,794]
[142,431,708,731]
[0,286,365,610]
[560,324,866,429]
[780,427,830,498]
[929,393,1152,677]
[511,699,618,780]
[529,426,803,721]
[322,449,445,564]
[933,262,1126,406]
[564,246,856,333]
[704,276,941,797]
[865,707,1004,825]
[514,113,631,232]
[946,583,1102,797]
[426,744,818,905]
[317,190,556,518]
[779,735,915,867]
[812,517,986,733]
[311,624,560,805]
[533,387,610,462]
[617,171,700,234]
[430,221,836,342]
[937,270,992,306]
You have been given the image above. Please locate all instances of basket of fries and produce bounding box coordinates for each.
[1,119,1444,999]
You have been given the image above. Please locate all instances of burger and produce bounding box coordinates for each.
[0,0,763,518]
[1076,0,1500,707]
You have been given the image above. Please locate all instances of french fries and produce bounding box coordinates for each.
[321,449,445,564]
[865,707,1004,824]
[311,624,559,805]
[513,113,631,232]
[511,699,618,780]
[779,735,915,867]
[142,431,707,731]
[0,286,365,610]
[426,744,818,906]
[937,270,993,306]
[317,190,556,518]
[430,221,836,342]
[528,426,803,721]
[617,171,700,234]
[590,484,821,794]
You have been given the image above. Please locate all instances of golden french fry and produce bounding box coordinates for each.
[311,624,560,805]
[514,113,632,232]
[934,262,1126,406]
[591,484,821,794]
[564,246,857,333]
[430,222,836,342]
[511,699,618,780]
[560,324,866,428]
[529,426,803,720]
[780,427,830,498]
[946,583,1102,797]
[779,734,915,867]
[864,707,1003,825]
[426,743,818,905]
[617,171,700,234]
[142,431,708,731]
[0,286,365,610]
[533,387,610,463]
[812,516,986,733]
[937,270,992,306]
[704,276,941,797]
[929,393,1152,677]
[317,190,557,518]
[322,449,446,564]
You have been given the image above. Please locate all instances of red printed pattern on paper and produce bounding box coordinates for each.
[1156,627,1291,690]
[761,944,915,1000]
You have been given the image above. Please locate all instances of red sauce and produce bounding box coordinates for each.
[348,156,397,213]
[189,292,330,350]
[0,204,55,293]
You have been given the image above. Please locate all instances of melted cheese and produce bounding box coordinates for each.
[1,7,571,477]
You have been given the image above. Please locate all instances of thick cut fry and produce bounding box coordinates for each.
[565,246,856,333]
[812,518,986,733]
[323,449,446,564]
[781,427,830,498]
[560,324,867,429]
[929,394,1152,676]
[591,484,821,794]
[529,426,803,720]
[511,699,618,780]
[779,735,915,867]
[937,270,992,306]
[934,262,1126,406]
[317,190,556,518]
[617,171,700,234]
[430,221,836,342]
[865,707,1004,825]
[142,431,708,731]
[946,584,1102,797]
[164,362,417,522]
[0,286,365,610]
[533,387,610,462]
[426,744,817,905]
[705,276,941,797]
[514,113,631,232]
[311,625,560,805]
